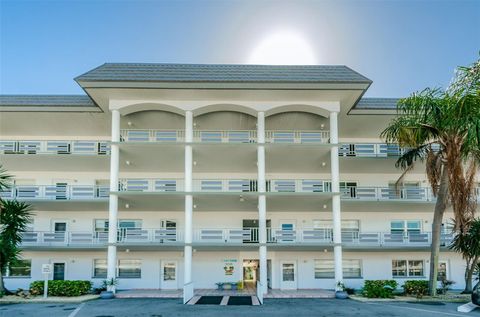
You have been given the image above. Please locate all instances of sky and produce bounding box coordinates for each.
[0,0,479,97]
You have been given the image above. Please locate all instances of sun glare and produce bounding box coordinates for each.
[248,31,317,65]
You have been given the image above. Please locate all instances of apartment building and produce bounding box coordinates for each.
[0,64,473,303]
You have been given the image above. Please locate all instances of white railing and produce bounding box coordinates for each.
[265,130,329,144]
[341,186,435,201]
[0,185,109,200]
[119,129,330,144]
[119,179,184,192]
[120,129,185,142]
[21,228,182,246]
[20,229,453,248]
[0,140,110,155]
[117,179,330,194]
[193,130,257,143]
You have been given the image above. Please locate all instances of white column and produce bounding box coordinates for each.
[107,109,120,291]
[184,111,194,295]
[257,111,268,295]
[330,111,343,289]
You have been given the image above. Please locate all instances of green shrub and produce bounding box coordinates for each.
[362,280,398,298]
[30,280,92,297]
[402,280,429,298]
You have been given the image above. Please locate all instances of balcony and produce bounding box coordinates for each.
[0,140,110,155]
[20,228,453,250]
[20,228,182,249]
[117,179,331,194]
[0,140,111,172]
[0,185,109,200]
[119,129,330,144]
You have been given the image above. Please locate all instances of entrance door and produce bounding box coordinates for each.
[161,261,178,289]
[280,261,297,289]
[53,262,65,280]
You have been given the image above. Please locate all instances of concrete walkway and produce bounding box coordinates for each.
[115,288,334,299]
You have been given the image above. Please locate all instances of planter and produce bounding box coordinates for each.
[100,291,115,299]
[335,291,349,299]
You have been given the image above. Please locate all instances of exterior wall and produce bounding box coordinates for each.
[4,250,466,291]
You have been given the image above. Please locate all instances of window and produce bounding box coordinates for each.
[392,260,424,277]
[93,259,107,278]
[390,220,421,234]
[314,259,362,278]
[118,259,141,278]
[5,260,31,277]
[163,262,176,281]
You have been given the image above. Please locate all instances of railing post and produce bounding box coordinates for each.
[330,111,343,290]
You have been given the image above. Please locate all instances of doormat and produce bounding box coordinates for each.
[227,296,253,305]
[195,296,223,305]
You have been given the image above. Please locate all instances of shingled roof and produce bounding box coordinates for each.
[75,63,372,84]
[354,98,399,110]
[0,95,94,107]
[0,95,100,112]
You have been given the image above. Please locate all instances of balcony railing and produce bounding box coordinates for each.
[118,179,330,194]
[20,229,453,248]
[0,140,110,155]
[119,129,330,144]
[21,228,182,246]
[341,186,436,201]
[0,185,109,200]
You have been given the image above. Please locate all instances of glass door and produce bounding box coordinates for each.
[53,262,65,280]
[280,261,297,289]
[161,261,178,289]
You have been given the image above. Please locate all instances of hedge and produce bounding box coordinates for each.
[30,280,92,297]
[362,280,398,298]
[402,280,429,298]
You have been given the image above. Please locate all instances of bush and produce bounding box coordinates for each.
[362,280,398,298]
[30,280,92,297]
[402,280,429,298]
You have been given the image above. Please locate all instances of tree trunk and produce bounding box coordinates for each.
[0,273,5,295]
[464,257,478,294]
[428,167,449,296]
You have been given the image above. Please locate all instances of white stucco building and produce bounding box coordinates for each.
[0,63,474,302]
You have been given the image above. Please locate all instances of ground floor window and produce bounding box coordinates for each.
[93,259,107,278]
[118,259,141,278]
[392,260,424,277]
[4,259,31,277]
[314,259,362,278]
[93,259,141,278]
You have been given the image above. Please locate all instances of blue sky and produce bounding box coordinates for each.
[1,0,479,97]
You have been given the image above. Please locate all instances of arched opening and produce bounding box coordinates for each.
[194,110,257,131]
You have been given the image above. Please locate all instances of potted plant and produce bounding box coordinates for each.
[335,281,349,299]
[100,278,118,299]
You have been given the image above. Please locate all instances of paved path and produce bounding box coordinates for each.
[1,298,479,317]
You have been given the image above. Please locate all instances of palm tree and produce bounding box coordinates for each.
[381,57,480,296]
[0,165,12,295]
[450,218,480,293]
[0,200,33,294]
